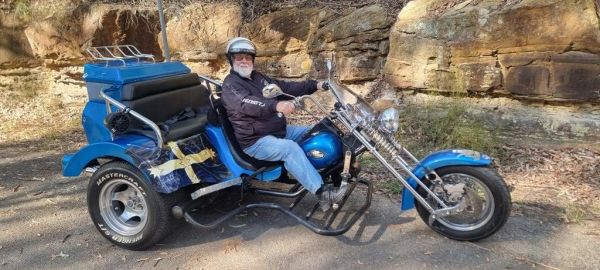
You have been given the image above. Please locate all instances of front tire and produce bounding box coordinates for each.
[87,161,174,250]
[415,166,511,241]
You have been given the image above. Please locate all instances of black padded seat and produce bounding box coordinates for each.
[210,97,282,171]
[121,73,210,142]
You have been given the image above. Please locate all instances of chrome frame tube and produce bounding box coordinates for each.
[254,186,306,198]
[190,177,242,200]
[362,128,446,206]
[333,113,452,214]
[387,135,445,185]
[99,88,164,149]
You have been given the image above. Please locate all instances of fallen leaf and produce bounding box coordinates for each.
[96,252,102,259]
[51,251,69,260]
[136,258,149,263]
[229,223,246,228]
[424,251,432,255]
[62,234,71,243]
[153,257,162,267]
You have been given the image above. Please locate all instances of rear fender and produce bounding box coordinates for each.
[400,149,492,211]
[62,135,153,177]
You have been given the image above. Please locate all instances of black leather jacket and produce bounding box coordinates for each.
[221,70,318,149]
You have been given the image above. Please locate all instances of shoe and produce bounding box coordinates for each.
[317,183,348,212]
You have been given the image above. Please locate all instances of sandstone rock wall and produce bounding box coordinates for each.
[385,0,600,102]
[0,13,35,68]
[163,4,392,81]
[1,1,599,102]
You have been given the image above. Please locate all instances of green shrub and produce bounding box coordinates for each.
[396,99,504,159]
[13,0,31,22]
[380,180,403,195]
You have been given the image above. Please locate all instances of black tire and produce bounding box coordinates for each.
[415,166,511,241]
[87,161,176,250]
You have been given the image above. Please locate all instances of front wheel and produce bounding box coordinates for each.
[415,166,511,241]
[87,161,175,250]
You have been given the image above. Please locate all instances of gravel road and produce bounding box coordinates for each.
[1,145,599,270]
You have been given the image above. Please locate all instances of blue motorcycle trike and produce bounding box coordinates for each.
[61,45,511,250]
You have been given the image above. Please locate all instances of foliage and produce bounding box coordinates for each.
[566,204,586,224]
[380,180,403,195]
[90,0,408,22]
[396,98,505,159]
[12,0,31,22]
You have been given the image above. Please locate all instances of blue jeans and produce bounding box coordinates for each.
[243,125,323,194]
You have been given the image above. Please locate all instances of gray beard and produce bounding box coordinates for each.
[234,65,253,78]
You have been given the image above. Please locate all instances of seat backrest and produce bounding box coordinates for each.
[122,73,210,127]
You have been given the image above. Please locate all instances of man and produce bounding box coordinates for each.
[221,37,346,211]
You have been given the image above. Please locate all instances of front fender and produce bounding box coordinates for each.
[62,135,154,177]
[400,149,492,210]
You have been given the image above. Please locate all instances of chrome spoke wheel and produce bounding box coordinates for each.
[430,173,494,232]
[99,179,148,236]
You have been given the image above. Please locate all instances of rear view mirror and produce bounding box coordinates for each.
[262,83,284,99]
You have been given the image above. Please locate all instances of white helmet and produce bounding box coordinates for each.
[225,37,256,64]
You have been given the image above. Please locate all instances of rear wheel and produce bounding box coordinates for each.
[415,166,511,241]
[87,161,175,250]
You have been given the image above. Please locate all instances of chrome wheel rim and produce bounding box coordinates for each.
[99,179,148,236]
[430,173,494,231]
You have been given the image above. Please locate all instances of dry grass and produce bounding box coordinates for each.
[396,98,504,158]
[498,145,600,221]
[0,67,87,150]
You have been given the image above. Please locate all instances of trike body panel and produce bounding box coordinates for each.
[62,134,154,177]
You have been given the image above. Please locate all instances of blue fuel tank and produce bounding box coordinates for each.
[299,130,343,170]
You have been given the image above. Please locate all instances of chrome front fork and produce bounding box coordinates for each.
[336,116,461,220]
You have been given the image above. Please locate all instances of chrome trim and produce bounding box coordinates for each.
[86,45,155,66]
[190,177,243,200]
[99,88,164,149]
[254,186,306,198]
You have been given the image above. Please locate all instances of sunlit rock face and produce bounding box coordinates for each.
[385,0,600,102]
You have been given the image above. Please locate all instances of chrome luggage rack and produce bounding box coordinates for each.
[86,45,155,66]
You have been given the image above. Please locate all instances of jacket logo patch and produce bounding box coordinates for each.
[242,98,266,107]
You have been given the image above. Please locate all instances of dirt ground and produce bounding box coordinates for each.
[1,134,599,270]
[1,67,600,269]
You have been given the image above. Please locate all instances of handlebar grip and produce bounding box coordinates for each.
[293,98,302,109]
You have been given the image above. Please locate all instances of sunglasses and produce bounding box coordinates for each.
[233,54,253,61]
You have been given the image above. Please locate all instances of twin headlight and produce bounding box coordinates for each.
[347,101,399,134]
[377,107,399,134]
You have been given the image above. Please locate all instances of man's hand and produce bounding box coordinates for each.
[276,101,295,115]
[317,81,329,91]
